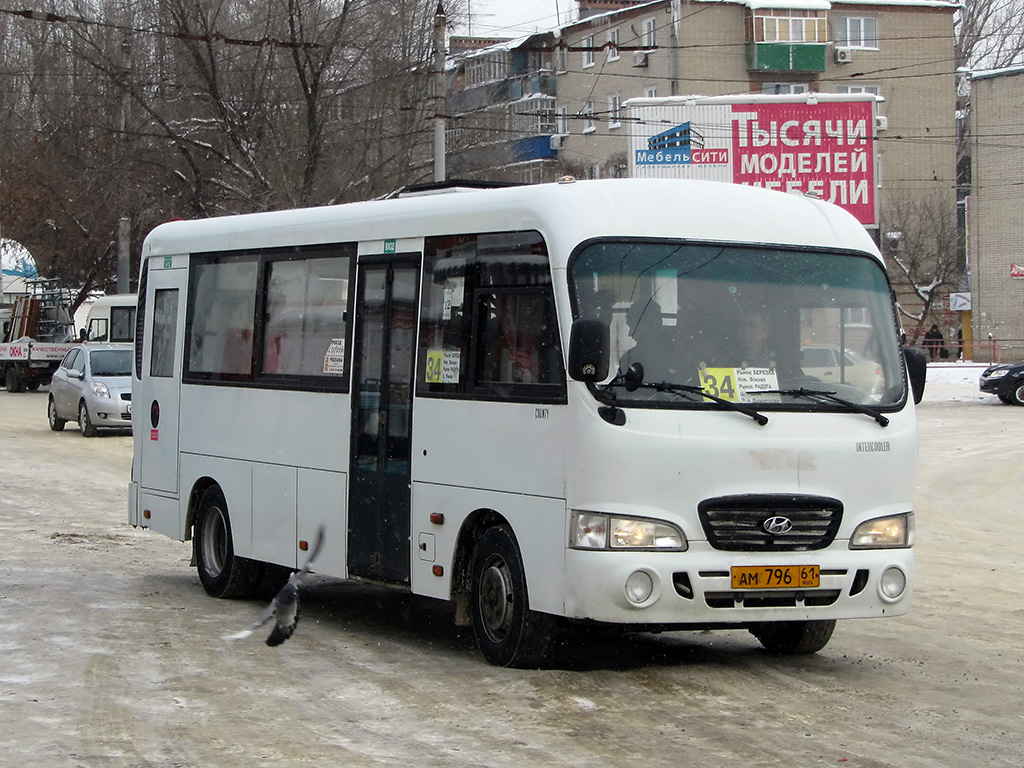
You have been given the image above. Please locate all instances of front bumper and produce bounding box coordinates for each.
[87,395,133,428]
[562,544,913,627]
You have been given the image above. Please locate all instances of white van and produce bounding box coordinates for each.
[83,294,137,343]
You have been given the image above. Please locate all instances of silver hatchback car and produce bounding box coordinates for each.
[48,344,133,436]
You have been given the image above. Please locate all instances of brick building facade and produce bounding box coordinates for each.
[969,67,1024,357]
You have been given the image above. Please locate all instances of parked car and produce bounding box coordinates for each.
[979,361,1024,405]
[800,345,884,396]
[47,344,132,436]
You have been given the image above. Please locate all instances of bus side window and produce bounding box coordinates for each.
[478,291,558,385]
[262,255,350,378]
[186,258,258,380]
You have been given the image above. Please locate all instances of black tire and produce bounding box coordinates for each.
[48,396,66,431]
[5,367,23,393]
[1008,379,1024,406]
[78,401,97,437]
[470,524,555,668]
[750,619,836,654]
[193,486,260,598]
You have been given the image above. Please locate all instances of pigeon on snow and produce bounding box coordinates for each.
[225,524,325,647]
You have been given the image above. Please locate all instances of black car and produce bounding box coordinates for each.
[979,361,1024,405]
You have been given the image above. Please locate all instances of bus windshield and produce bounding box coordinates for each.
[571,240,905,408]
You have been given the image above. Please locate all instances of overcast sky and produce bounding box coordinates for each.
[455,0,571,37]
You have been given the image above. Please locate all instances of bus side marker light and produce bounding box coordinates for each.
[143,510,151,519]
[432,565,444,577]
[299,540,309,551]
[429,513,444,525]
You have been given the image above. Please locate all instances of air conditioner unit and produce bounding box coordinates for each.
[834,47,853,64]
[875,115,888,132]
[633,51,649,68]
[549,134,564,150]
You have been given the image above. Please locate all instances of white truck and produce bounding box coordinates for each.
[1,281,79,392]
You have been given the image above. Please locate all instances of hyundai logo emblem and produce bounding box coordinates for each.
[763,516,794,535]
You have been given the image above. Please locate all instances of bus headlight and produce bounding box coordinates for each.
[849,513,914,549]
[571,511,687,551]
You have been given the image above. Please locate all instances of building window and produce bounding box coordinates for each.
[583,101,595,133]
[608,94,622,128]
[751,10,827,43]
[644,86,658,98]
[583,35,595,68]
[465,52,509,87]
[511,96,557,136]
[608,28,620,61]
[557,105,570,135]
[556,43,568,72]
[642,18,657,48]
[763,82,809,95]
[835,16,878,49]
[836,84,881,96]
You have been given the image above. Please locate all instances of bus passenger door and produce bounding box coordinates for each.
[349,257,419,584]
[138,263,186,496]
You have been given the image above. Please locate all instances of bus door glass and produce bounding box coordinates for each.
[140,264,185,494]
[349,256,419,584]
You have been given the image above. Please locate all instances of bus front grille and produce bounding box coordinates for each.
[697,495,843,552]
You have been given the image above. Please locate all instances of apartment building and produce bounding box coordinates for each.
[968,67,1024,352]
[446,0,957,319]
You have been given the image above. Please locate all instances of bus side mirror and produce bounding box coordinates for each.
[568,319,610,383]
[905,346,927,404]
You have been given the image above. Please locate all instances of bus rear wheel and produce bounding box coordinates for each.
[470,524,555,668]
[749,619,836,654]
[194,486,259,599]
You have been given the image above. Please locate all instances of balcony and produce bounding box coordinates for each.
[746,42,828,72]
[746,10,828,72]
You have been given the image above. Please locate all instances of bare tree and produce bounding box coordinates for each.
[0,0,449,295]
[880,190,962,338]
[954,0,1024,204]
[955,0,1024,72]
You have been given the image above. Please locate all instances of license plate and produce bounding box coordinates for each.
[731,565,820,589]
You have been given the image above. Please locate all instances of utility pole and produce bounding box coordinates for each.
[117,35,132,294]
[433,2,447,183]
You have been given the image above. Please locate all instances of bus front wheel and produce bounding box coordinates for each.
[194,486,259,599]
[749,619,836,654]
[470,524,555,668]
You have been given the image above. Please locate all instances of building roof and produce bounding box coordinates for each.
[971,65,1024,81]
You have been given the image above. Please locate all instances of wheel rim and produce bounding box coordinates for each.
[479,554,514,643]
[79,403,89,434]
[48,399,57,426]
[1013,382,1024,405]
[200,505,229,579]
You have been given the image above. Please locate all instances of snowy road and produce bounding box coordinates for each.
[1,368,1022,767]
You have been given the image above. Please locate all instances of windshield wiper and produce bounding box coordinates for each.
[599,363,768,425]
[643,381,769,426]
[754,388,889,427]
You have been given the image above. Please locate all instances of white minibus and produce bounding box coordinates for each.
[128,178,925,666]
[83,293,137,343]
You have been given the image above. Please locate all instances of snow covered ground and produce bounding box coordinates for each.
[921,360,1000,404]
